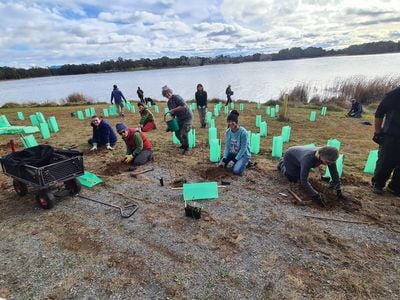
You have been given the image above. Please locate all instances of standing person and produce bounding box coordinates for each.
[371,86,400,196]
[88,115,117,151]
[217,110,251,175]
[277,146,343,206]
[137,102,156,132]
[115,123,153,166]
[195,83,208,128]
[111,84,127,117]
[225,84,234,106]
[137,86,145,103]
[162,85,193,154]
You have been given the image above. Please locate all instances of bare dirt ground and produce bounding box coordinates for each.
[0,102,399,299]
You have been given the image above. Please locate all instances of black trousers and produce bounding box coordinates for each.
[373,135,400,191]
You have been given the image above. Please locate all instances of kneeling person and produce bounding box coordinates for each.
[138,102,156,132]
[277,146,342,206]
[217,110,251,175]
[116,123,153,165]
[88,116,117,151]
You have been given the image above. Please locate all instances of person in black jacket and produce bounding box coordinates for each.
[225,84,233,106]
[137,87,144,103]
[372,86,400,196]
[88,116,117,151]
[195,83,208,128]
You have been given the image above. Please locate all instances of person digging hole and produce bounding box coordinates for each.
[116,123,153,169]
[277,145,343,207]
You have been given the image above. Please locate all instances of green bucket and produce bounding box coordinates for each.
[164,112,179,132]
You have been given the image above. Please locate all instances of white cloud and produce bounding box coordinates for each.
[0,0,399,68]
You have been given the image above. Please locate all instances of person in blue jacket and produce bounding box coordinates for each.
[217,110,251,175]
[88,115,117,151]
[111,84,127,116]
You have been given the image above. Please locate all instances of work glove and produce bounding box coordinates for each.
[372,132,384,145]
[111,101,114,105]
[90,143,97,151]
[106,143,113,151]
[123,154,135,164]
[311,193,327,207]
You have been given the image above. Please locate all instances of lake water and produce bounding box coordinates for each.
[0,53,399,106]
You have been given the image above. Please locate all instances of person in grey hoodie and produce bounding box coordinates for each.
[277,145,343,206]
[111,84,127,116]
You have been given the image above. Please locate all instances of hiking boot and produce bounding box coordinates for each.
[181,146,189,155]
[387,186,400,197]
[372,183,384,195]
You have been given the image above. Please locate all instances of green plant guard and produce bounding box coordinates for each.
[209,139,221,162]
[77,111,84,120]
[270,107,276,118]
[48,116,59,133]
[17,112,25,120]
[310,111,316,121]
[29,114,39,126]
[35,112,46,123]
[39,122,51,139]
[259,121,267,137]
[20,135,38,148]
[272,136,283,158]
[255,115,262,127]
[327,138,341,150]
[250,133,260,154]
[363,150,378,174]
[281,125,291,143]
[183,182,219,201]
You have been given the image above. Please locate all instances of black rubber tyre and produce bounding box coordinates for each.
[64,178,81,196]
[13,179,28,196]
[36,190,55,209]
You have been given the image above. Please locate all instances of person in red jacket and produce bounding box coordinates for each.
[115,123,153,166]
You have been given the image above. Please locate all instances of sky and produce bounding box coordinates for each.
[0,0,399,68]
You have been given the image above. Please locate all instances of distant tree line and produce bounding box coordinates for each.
[1,40,399,81]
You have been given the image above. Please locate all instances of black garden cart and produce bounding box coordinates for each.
[0,145,84,209]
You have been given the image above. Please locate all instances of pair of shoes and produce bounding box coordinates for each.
[372,183,384,195]
[387,186,400,196]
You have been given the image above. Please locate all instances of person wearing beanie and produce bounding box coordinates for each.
[195,83,208,128]
[217,110,251,175]
[115,123,153,166]
[111,84,127,117]
[137,86,145,103]
[162,85,193,154]
[277,145,343,206]
[137,102,156,132]
[88,115,117,151]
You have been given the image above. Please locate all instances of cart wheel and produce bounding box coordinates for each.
[13,179,28,196]
[64,178,81,195]
[36,190,55,209]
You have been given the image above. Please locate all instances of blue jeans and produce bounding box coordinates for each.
[222,153,250,175]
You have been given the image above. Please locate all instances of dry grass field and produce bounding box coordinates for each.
[0,100,399,299]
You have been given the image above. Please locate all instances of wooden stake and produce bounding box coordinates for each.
[288,189,303,204]
[301,214,371,225]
